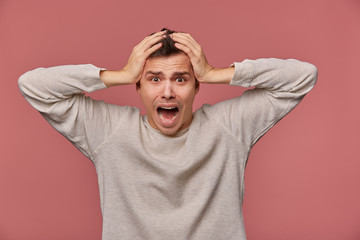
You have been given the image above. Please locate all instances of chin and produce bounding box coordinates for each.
[157,126,181,136]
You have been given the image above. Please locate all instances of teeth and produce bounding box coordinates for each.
[160,107,176,110]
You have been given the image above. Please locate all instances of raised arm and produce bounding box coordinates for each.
[18,63,121,160]
[209,58,317,147]
[171,32,235,84]
[18,31,167,160]
[171,32,318,147]
[100,31,165,87]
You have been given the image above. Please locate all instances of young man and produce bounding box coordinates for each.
[18,29,317,240]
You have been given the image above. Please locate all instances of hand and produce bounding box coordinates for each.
[171,32,234,84]
[100,31,165,87]
[170,33,213,83]
[122,30,166,83]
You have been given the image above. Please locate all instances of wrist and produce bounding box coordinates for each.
[100,69,134,87]
[202,66,235,84]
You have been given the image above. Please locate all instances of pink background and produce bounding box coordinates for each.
[1,0,359,239]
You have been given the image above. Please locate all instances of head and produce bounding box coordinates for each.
[137,28,200,136]
[136,28,199,89]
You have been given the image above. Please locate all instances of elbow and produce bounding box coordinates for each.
[18,71,31,97]
[307,63,318,89]
[298,62,318,94]
[18,67,44,98]
[287,61,318,96]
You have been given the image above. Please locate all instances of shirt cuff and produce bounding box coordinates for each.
[229,60,253,88]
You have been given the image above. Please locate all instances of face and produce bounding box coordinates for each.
[137,53,199,136]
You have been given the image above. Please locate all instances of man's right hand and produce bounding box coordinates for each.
[100,30,165,87]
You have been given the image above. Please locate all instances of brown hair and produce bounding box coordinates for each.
[148,28,182,58]
[137,28,199,89]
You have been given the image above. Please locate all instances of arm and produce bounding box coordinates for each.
[171,33,318,147]
[100,31,165,87]
[18,64,122,160]
[214,58,318,147]
[171,32,235,84]
[18,31,166,160]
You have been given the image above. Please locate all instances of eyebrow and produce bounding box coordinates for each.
[145,71,191,77]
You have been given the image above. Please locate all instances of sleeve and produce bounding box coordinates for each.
[205,58,318,148]
[18,64,130,160]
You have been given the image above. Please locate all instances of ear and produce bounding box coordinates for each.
[195,82,200,95]
[194,79,200,94]
[136,81,141,94]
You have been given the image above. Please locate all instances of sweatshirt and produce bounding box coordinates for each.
[18,58,317,240]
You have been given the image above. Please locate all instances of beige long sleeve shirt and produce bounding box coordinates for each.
[18,58,317,240]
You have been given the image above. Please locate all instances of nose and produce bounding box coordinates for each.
[161,81,175,100]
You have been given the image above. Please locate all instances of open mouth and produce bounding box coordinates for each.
[157,106,179,121]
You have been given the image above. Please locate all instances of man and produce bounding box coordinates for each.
[18,29,317,240]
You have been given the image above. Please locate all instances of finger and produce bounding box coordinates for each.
[173,42,196,59]
[136,35,164,55]
[136,30,166,51]
[171,34,198,51]
[173,39,202,61]
[171,33,201,52]
[139,30,165,43]
[143,42,163,58]
[171,32,198,44]
[172,37,201,59]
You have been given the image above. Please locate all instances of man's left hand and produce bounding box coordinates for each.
[171,32,234,84]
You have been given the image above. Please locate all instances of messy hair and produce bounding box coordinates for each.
[148,28,182,58]
[137,28,199,89]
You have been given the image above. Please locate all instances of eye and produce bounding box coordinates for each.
[151,77,160,82]
[176,77,185,83]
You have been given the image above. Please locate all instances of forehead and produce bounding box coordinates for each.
[144,53,193,74]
